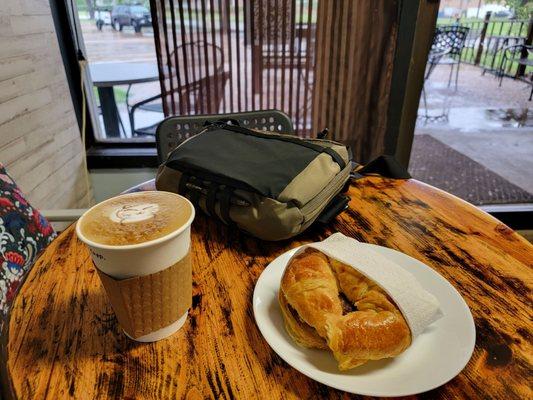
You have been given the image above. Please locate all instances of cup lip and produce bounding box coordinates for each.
[76,191,195,250]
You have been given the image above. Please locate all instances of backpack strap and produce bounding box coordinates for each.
[318,155,409,225]
[206,183,218,218]
[178,172,190,195]
[219,186,234,226]
[351,155,411,180]
[317,195,350,225]
[204,118,240,127]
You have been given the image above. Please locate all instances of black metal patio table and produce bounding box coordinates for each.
[89,62,159,138]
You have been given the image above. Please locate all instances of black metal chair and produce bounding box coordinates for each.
[128,42,227,136]
[129,71,230,136]
[463,27,482,52]
[427,25,470,90]
[498,44,533,101]
[420,48,451,119]
[155,110,294,163]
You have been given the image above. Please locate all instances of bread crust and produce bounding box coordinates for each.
[279,249,412,370]
[278,290,328,349]
[280,250,342,338]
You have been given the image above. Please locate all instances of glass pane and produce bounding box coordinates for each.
[73,0,160,142]
[411,2,532,206]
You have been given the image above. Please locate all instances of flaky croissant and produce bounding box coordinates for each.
[279,249,411,370]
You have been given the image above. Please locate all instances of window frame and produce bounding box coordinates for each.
[50,0,532,230]
[50,0,159,169]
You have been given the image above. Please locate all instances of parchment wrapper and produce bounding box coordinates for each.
[290,233,443,338]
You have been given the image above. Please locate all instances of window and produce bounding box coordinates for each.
[409,3,533,212]
[68,0,161,145]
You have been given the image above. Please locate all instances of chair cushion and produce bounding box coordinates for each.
[0,163,56,322]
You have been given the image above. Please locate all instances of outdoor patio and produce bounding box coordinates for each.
[411,62,532,205]
[82,19,313,138]
[81,19,532,206]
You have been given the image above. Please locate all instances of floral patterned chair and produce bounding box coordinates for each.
[0,163,56,331]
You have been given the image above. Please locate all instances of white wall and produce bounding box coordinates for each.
[0,0,92,209]
[90,169,157,202]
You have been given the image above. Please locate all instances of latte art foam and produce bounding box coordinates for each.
[109,203,160,224]
[79,192,192,246]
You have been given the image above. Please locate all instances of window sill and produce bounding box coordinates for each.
[480,203,533,231]
[85,148,532,231]
[87,146,159,169]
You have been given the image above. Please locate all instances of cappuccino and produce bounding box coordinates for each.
[78,191,192,246]
[76,191,195,342]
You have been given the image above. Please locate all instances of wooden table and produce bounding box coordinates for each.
[4,177,533,399]
[89,62,159,138]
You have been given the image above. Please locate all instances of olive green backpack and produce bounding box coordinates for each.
[156,120,352,241]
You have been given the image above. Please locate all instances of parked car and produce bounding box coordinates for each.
[111,5,152,33]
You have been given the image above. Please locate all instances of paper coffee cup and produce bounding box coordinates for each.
[76,191,195,342]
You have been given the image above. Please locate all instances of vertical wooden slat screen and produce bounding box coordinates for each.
[312,0,399,162]
[150,0,398,161]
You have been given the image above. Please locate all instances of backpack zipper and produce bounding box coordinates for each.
[165,126,211,161]
[299,164,351,223]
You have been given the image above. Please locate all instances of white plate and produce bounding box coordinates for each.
[253,244,475,397]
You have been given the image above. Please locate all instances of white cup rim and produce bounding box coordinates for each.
[76,191,195,251]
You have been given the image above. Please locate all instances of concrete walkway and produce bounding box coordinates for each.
[412,63,532,203]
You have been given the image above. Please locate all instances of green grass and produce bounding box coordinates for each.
[460,46,527,77]
[114,88,128,103]
[93,87,128,105]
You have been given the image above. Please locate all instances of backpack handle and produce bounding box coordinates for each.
[204,118,240,127]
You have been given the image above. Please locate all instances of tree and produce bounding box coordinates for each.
[486,0,533,19]
[85,0,95,19]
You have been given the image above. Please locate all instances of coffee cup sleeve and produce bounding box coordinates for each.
[95,254,192,339]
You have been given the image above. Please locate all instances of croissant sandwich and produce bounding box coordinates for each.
[279,248,411,370]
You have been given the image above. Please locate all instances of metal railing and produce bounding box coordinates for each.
[437,12,532,78]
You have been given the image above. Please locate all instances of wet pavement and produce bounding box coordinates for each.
[412,63,532,204]
[81,19,156,62]
[419,107,531,131]
[410,134,532,205]
[420,63,531,109]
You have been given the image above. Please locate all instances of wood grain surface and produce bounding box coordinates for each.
[5,177,533,399]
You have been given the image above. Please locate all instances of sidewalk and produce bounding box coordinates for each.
[411,63,532,205]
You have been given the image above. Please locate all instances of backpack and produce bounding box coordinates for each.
[156,121,351,240]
